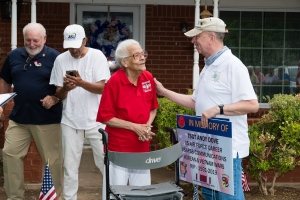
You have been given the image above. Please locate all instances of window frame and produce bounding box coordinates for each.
[220,9,300,108]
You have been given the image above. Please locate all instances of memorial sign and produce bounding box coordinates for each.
[177,114,233,195]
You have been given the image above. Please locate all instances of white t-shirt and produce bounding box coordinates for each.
[192,49,257,158]
[50,48,110,130]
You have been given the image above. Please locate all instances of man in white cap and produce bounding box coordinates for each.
[50,24,110,200]
[155,17,259,200]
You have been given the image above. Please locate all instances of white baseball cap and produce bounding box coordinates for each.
[63,24,86,49]
[184,17,226,37]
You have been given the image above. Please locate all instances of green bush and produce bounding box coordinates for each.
[248,94,300,195]
[155,97,195,149]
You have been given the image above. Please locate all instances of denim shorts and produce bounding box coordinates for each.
[201,154,244,200]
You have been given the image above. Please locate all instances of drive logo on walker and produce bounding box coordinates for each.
[177,114,234,196]
[145,157,161,164]
[67,33,77,40]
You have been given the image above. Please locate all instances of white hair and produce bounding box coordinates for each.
[23,23,46,38]
[114,39,141,67]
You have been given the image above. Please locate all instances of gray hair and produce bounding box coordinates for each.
[206,31,226,42]
[115,39,141,67]
[214,32,226,41]
[23,23,46,38]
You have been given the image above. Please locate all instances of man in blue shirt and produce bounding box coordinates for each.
[0,23,63,200]
[277,67,290,83]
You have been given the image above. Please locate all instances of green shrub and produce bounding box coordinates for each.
[155,97,195,149]
[248,94,300,195]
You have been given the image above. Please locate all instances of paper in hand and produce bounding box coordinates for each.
[0,93,17,106]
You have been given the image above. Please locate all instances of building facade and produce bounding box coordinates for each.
[0,0,299,184]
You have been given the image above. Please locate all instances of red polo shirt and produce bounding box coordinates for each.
[96,68,159,152]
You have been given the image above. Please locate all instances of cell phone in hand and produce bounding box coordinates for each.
[66,70,76,76]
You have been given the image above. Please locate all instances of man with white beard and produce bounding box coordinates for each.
[0,23,63,200]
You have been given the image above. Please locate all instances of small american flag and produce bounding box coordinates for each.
[193,184,199,200]
[39,163,57,200]
[242,168,251,192]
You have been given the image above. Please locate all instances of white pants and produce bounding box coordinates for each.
[102,162,151,200]
[62,124,105,200]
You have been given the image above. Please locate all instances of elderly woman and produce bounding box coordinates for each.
[247,66,258,85]
[96,39,158,190]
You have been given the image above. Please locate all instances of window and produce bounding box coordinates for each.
[220,11,300,103]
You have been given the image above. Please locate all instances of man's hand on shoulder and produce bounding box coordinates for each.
[154,78,167,96]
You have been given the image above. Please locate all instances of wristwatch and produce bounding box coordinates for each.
[218,104,224,115]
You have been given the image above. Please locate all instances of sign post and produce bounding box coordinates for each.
[177,114,234,195]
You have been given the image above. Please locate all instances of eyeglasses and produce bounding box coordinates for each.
[24,57,32,71]
[125,51,148,60]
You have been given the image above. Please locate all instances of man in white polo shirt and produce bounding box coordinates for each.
[155,17,259,200]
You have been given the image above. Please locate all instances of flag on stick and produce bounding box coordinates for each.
[193,184,199,200]
[242,168,251,192]
[39,163,57,200]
